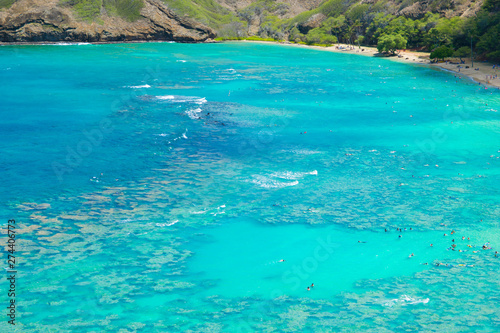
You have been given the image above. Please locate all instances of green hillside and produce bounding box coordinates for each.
[167,0,499,62]
[56,0,500,61]
[59,0,144,22]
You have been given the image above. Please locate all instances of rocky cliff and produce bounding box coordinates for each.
[0,0,215,43]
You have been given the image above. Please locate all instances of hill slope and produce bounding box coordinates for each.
[0,0,215,43]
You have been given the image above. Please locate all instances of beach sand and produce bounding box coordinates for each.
[240,41,500,89]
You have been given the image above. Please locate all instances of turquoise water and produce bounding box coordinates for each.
[1,41,500,332]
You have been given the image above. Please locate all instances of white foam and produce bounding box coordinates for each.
[251,175,299,188]
[282,149,322,155]
[156,220,179,227]
[127,84,151,89]
[271,170,318,180]
[185,107,202,119]
[155,95,207,104]
[382,295,430,307]
[156,95,175,100]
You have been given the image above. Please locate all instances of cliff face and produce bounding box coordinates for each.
[0,0,215,43]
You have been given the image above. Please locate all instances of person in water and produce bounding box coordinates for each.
[311,283,314,288]
[279,259,285,262]
[307,287,310,291]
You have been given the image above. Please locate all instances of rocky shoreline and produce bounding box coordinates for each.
[0,0,215,44]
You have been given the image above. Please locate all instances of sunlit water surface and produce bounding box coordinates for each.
[1,42,499,332]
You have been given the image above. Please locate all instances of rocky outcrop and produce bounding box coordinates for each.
[0,0,215,43]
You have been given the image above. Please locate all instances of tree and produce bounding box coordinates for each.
[430,45,454,60]
[377,34,407,54]
[453,46,470,62]
[305,27,337,45]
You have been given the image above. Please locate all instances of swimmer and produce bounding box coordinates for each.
[307,287,310,291]
[311,283,314,288]
[279,259,286,262]
[430,244,433,247]
[462,236,465,240]
[451,230,455,235]
[358,241,366,243]
[409,253,414,258]
[385,229,388,232]
[495,251,498,257]
[444,233,447,236]
[399,235,402,238]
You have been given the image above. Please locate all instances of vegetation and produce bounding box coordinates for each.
[453,46,471,61]
[469,0,500,61]
[214,36,278,41]
[60,0,144,22]
[161,0,245,33]
[57,0,500,61]
[377,34,407,54]
[430,45,454,60]
[0,0,16,9]
[105,0,144,21]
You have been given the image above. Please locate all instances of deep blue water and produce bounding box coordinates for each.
[1,41,499,332]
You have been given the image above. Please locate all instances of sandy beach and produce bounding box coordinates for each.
[240,41,500,89]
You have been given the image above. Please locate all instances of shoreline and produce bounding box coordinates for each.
[236,40,500,89]
[2,38,499,88]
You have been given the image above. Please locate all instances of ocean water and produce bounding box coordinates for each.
[1,41,500,332]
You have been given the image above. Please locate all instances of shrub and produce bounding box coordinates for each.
[430,45,454,60]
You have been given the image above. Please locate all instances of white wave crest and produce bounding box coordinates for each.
[382,295,429,307]
[186,107,202,119]
[156,220,179,227]
[282,149,322,155]
[156,95,175,100]
[155,95,207,104]
[127,84,151,89]
[270,170,318,180]
[251,175,299,188]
